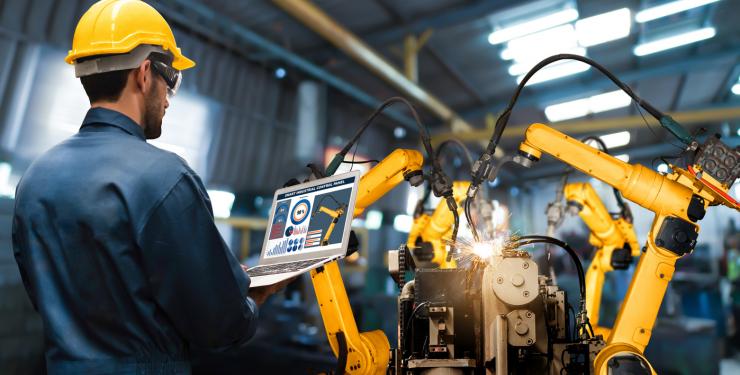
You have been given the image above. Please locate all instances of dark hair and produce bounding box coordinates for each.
[80,68,133,103]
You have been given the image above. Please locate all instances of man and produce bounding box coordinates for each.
[12,1,285,373]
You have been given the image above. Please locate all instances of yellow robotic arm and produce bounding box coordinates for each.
[407,181,469,268]
[517,123,738,373]
[311,148,423,375]
[564,182,640,339]
[313,205,346,246]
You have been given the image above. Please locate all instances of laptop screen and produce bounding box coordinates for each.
[260,171,360,264]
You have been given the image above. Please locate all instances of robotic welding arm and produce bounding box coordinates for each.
[564,182,640,338]
[311,148,424,375]
[313,205,346,246]
[516,123,739,373]
[407,181,469,269]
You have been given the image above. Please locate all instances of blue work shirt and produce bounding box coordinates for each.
[12,108,258,374]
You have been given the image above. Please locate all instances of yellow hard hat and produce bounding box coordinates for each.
[65,0,195,71]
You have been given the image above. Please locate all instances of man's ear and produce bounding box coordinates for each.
[134,60,152,93]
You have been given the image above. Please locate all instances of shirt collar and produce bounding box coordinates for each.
[81,107,146,141]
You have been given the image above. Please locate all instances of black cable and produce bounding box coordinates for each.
[328,97,458,244]
[468,54,687,236]
[513,235,586,302]
[435,139,474,172]
[403,301,429,358]
[580,136,632,223]
[486,54,667,155]
[342,159,379,165]
[464,198,479,242]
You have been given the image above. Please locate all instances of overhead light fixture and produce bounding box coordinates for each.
[588,90,632,113]
[275,67,286,79]
[393,214,413,233]
[575,8,631,47]
[507,48,587,76]
[635,0,720,23]
[633,27,716,56]
[614,154,630,162]
[393,126,407,139]
[488,8,579,45]
[208,190,236,219]
[544,91,632,122]
[501,24,578,61]
[657,163,670,173]
[732,83,740,95]
[365,210,383,230]
[519,60,590,85]
[599,130,632,149]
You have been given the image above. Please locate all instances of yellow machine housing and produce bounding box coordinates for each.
[517,123,738,374]
[564,182,640,339]
[310,148,423,374]
[407,181,469,268]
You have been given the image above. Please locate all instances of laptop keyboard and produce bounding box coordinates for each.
[246,258,329,277]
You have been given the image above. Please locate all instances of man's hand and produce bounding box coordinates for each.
[241,264,295,306]
[248,278,294,306]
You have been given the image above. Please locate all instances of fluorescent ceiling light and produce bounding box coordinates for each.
[576,8,631,47]
[508,48,586,76]
[393,214,413,233]
[208,190,236,219]
[365,210,383,230]
[635,0,720,23]
[634,27,716,56]
[657,163,670,173]
[501,24,578,60]
[615,154,630,162]
[732,83,740,95]
[518,60,590,85]
[544,91,632,122]
[488,8,579,45]
[544,98,589,122]
[588,90,632,113]
[599,130,632,149]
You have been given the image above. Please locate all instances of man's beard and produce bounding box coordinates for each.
[143,84,164,139]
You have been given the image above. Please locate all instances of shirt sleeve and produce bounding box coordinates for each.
[137,172,258,350]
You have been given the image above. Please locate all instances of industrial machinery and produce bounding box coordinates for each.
[463,54,739,373]
[564,182,640,339]
[309,98,602,374]
[407,181,469,269]
[513,124,739,372]
[309,55,739,372]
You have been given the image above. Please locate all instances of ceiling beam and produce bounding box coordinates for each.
[149,0,420,131]
[271,0,476,133]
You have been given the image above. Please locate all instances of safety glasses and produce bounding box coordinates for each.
[150,60,182,99]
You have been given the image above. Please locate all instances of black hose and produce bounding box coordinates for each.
[486,54,665,155]
[435,139,474,172]
[579,136,633,223]
[513,235,586,302]
[332,97,458,242]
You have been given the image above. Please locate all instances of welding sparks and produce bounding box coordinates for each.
[448,233,518,267]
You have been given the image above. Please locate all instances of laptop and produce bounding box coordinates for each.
[246,171,361,288]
